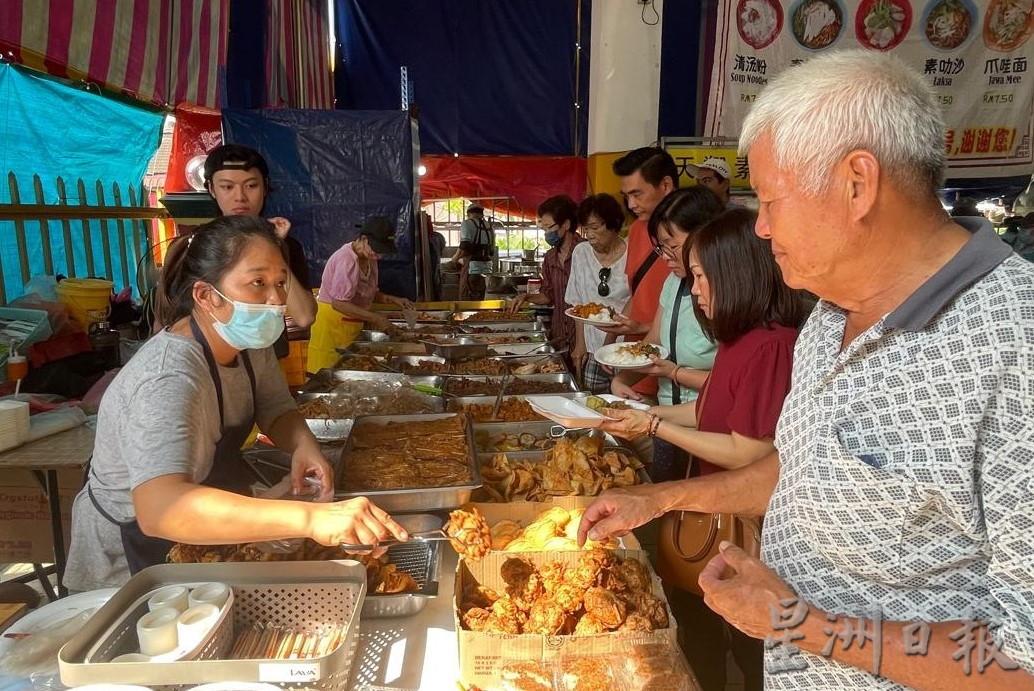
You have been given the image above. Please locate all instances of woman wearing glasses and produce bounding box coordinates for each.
[564,194,631,391]
[508,196,583,358]
[609,187,724,481]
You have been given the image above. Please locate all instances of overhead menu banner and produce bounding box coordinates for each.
[705,0,1034,178]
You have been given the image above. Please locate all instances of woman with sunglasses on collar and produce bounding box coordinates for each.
[608,187,724,481]
[507,196,583,358]
[65,216,408,591]
[563,194,631,391]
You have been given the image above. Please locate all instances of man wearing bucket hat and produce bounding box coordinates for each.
[687,157,741,209]
[306,216,414,372]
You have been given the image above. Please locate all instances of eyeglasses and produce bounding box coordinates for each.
[541,221,560,232]
[598,267,611,297]
[652,241,684,260]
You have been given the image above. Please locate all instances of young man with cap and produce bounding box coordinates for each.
[687,156,740,208]
[306,217,414,372]
[453,204,495,300]
[204,144,317,331]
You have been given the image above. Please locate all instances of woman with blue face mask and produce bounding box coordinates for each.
[507,195,583,358]
[65,215,408,590]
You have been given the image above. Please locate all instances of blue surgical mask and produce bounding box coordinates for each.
[544,231,562,247]
[210,287,286,350]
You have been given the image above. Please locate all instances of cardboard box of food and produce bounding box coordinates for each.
[455,548,676,688]
[466,497,642,551]
[0,468,80,563]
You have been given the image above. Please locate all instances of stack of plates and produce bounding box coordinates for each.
[0,400,30,452]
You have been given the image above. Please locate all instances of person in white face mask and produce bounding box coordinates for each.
[65,215,409,591]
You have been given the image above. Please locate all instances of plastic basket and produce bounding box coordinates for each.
[0,307,52,351]
[59,561,367,691]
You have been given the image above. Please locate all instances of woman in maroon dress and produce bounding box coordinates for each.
[596,208,806,691]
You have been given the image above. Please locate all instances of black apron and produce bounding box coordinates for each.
[88,318,258,574]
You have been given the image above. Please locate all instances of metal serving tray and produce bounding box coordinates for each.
[59,561,366,689]
[447,393,587,422]
[476,445,652,486]
[381,310,453,322]
[495,353,569,372]
[336,413,482,512]
[297,391,445,441]
[452,310,537,323]
[457,322,544,334]
[441,373,579,397]
[386,354,449,374]
[301,369,443,395]
[345,341,427,356]
[466,331,546,344]
[420,336,491,361]
[362,515,443,619]
[488,343,556,356]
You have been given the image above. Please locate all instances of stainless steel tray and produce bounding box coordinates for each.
[362,515,443,619]
[59,561,366,688]
[297,390,445,441]
[464,331,546,344]
[488,343,556,356]
[496,353,569,372]
[477,445,652,486]
[345,341,427,356]
[382,310,453,322]
[386,354,449,374]
[471,420,614,453]
[457,322,544,334]
[447,393,587,422]
[336,413,481,512]
[301,369,444,395]
[441,372,579,397]
[420,336,491,360]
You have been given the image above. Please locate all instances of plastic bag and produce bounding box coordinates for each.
[0,608,97,678]
[250,475,331,554]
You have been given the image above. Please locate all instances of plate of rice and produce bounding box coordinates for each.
[593,341,669,370]
[565,303,621,327]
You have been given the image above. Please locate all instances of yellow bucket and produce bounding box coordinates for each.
[56,278,114,328]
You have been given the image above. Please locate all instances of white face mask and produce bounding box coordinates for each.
[209,287,286,350]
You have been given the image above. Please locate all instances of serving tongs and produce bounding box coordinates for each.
[339,527,464,552]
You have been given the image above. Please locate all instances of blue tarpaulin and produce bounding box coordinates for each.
[222,108,418,299]
[0,63,162,301]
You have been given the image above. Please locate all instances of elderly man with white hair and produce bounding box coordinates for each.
[579,50,1034,689]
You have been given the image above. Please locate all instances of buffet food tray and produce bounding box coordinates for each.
[471,420,617,453]
[59,561,366,690]
[345,341,426,356]
[363,521,443,619]
[452,310,538,324]
[380,309,453,322]
[387,354,449,374]
[296,391,445,441]
[448,393,587,422]
[442,372,579,396]
[477,445,651,486]
[300,369,443,395]
[335,413,482,512]
[457,322,544,334]
[488,343,556,356]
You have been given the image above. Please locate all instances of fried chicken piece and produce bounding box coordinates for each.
[460,582,500,611]
[486,598,526,633]
[613,557,652,591]
[525,597,569,635]
[374,564,419,593]
[490,519,524,550]
[444,507,492,560]
[596,566,629,592]
[567,549,614,589]
[462,606,493,631]
[553,584,584,614]
[506,570,544,612]
[623,590,668,629]
[617,611,655,632]
[500,556,537,588]
[572,612,609,635]
[537,562,568,595]
[583,586,628,628]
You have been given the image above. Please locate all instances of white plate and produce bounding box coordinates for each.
[0,588,117,660]
[564,306,620,327]
[593,342,670,370]
[525,395,648,429]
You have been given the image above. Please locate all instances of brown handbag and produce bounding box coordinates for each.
[657,509,761,598]
[656,381,762,598]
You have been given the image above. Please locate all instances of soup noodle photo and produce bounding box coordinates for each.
[737,0,784,49]
[793,0,844,50]
[925,0,973,50]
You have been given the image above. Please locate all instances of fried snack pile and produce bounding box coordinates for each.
[490,506,616,552]
[453,398,544,422]
[167,540,418,594]
[478,436,643,502]
[340,416,471,491]
[458,550,667,635]
[444,507,493,560]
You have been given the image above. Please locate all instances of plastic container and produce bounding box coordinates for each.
[279,339,309,387]
[56,278,114,328]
